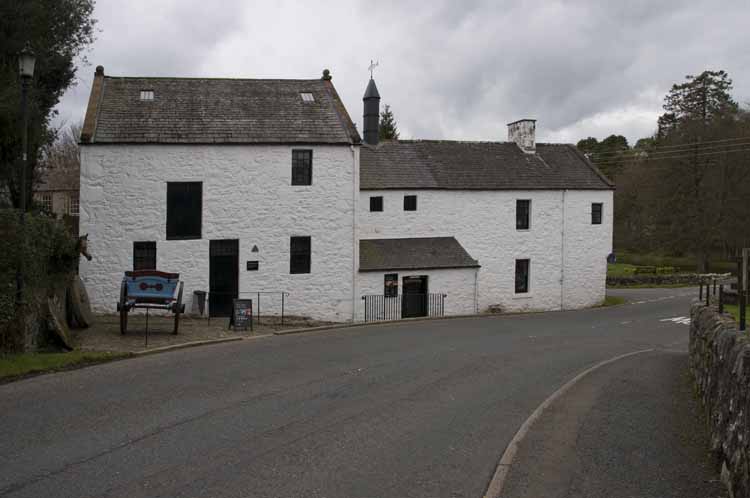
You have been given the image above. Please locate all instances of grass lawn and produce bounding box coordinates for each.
[725,304,750,323]
[601,295,627,306]
[0,350,131,382]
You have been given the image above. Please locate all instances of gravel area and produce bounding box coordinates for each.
[73,313,336,353]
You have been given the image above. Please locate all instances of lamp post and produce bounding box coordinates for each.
[16,43,35,306]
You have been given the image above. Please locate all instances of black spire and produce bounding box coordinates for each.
[363,78,381,145]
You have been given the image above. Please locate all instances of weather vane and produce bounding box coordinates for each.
[368,59,379,79]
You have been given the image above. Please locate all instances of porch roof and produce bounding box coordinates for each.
[359,237,480,272]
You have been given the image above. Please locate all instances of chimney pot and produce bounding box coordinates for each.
[95,65,104,76]
[508,119,536,153]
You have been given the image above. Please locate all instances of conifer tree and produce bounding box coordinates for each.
[379,104,400,140]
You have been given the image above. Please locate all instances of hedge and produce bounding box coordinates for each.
[0,209,79,352]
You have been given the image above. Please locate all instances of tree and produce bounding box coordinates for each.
[379,104,399,140]
[590,70,750,271]
[0,0,96,209]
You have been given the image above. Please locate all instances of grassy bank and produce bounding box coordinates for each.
[617,252,736,274]
[601,295,626,307]
[0,350,131,382]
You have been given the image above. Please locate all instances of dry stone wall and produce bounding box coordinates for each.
[690,304,750,497]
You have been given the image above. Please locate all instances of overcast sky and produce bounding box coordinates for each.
[55,0,750,145]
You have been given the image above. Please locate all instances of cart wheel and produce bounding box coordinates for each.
[173,281,184,335]
[119,280,128,335]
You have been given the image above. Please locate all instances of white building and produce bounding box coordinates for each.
[78,67,613,323]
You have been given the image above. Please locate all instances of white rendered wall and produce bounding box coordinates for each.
[79,144,358,321]
[357,268,478,320]
[358,189,613,313]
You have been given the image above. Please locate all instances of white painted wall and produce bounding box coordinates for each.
[358,268,478,319]
[358,189,613,313]
[79,144,358,321]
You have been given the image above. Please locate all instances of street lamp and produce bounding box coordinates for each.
[16,43,35,306]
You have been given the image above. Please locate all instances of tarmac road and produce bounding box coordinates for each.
[0,287,720,497]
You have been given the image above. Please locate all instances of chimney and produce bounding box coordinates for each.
[362,78,381,146]
[80,66,105,144]
[507,119,536,153]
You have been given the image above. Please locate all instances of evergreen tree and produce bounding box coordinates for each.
[379,104,399,140]
[0,0,97,209]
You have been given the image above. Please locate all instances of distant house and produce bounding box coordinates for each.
[77,66,613,322]
[35,161,80,233]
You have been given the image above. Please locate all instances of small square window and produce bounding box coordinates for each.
[515,259,530,294]
[384,273,399,297]
[404,195,417,211]
[133,241,156,270]
[591,203,603,225]
[140,90,154,101]
[292,150,313,185]
[370,196,383,212]
[300,93,315,102]
[516,199,530,230]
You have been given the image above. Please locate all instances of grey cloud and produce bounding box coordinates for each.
[56,0,750,145]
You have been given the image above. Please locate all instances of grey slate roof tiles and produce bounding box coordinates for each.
[359,237,480,271]
[89,77,360,144]
[360,140,613,190]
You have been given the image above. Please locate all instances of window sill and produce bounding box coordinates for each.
[166,236,202,241]
[516,228,531,232]
[512,293,533,299]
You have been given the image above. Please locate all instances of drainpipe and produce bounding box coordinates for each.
[560,190,567,310]
[351,145,359,321]
[474,267,479,313]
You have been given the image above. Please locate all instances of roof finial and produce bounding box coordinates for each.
[368,59,379,79]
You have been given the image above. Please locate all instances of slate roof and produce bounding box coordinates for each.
[82,75,360,144]
[359,237,480,271]
[360,140,613,190]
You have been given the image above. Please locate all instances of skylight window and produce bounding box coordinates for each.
[300,92,314,103]
[140,90,154,101]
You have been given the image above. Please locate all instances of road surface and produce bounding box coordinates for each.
[0,287,723,497]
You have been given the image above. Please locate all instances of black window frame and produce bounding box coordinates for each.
[291,149,313,186]
[384,273,399,297]
[133,241,157,271]
[591,203,603,225]
[516,199,530,230]
[515,259,530,294]
[166,182,202,240]
[403,195,417,211]
[370,196,383,212]
[290,236,311,274]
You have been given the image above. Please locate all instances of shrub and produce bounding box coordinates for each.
[0,209,78,352]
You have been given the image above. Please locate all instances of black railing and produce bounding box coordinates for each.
[361,293,446,322]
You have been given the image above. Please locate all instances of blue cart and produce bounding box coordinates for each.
[117,270,185,334]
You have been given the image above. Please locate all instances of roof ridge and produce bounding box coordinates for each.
[102,76,327,82]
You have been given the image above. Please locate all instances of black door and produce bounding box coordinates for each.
[209,239,239,317]
[402,276,428,318]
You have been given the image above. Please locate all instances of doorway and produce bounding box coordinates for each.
[209,239,239,317]
[402,275,428,318]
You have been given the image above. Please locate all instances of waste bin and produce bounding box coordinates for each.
[192,290,207,316]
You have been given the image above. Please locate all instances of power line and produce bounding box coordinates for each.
[593,146,750,166]
[584,136,750,157]
[591,141,750,160]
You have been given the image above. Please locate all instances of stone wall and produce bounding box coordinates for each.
[689,304,750,497]
[80,144,358,322]
[607,273,705,287]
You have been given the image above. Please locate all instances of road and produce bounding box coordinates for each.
[0,287,722,497]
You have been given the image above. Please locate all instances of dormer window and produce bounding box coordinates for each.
[140,90,154,101]
[300,93,314,103]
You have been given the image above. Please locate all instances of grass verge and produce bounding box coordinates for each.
[606,283,697,289]
[725,304,750,323]
[0,350,131,382]
[600,295,627,307]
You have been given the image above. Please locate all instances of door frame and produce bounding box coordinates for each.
[402,275,428,318]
